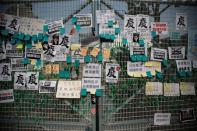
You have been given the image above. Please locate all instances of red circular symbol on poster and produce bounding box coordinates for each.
[91,107,96,115]
[116,66,120,71]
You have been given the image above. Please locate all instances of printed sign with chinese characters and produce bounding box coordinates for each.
[176,60,192,71]
[5,14,20,33]
[145,82,163,95]
[168,46,185,59]
[74,14,92,28]
[106,63,120,83]
[96,10,115,24]
[47,20,64,34]
[180,82,195,95]
[39,80,57,93]
[164,83,180,96]
[82,78,101,94]
[25,46,42,59]
[151,22,168,35]
[0,63,12,81]
[83,63,101,78]
[124,15,137,33]
[6,42,23,58]
[11,58,27,71]
[56,80,81,98]
[130,45,147,56]
[154,113,171,125]
[136,14,149,33]
[176,13,187,31]
[71,48,84,63]
[0,89,14,103]
[151,48,167,61]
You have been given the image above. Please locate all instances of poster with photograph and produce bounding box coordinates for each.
[39,80,57,93]
[83,63,101,78]
[176,60,192,71]
[151,47,167,61]
[145,82,163,95]
[105,63,120,83]
[168,46,185,59]
[151,22,168,35]
[6,42,24,58]
[154,113,171,125]
[0,63,12,81]
[74,14,92,28]
[176,13,187,31]
[136,14,149,33]
[164,83,180,96]
[82,78,101,94]
[0,89,14,103]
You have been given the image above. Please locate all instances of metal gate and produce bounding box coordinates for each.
[0,0,197,131]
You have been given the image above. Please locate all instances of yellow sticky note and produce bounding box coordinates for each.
[90,47,100,57]
[36,42,43,49]
[52,64,60,74]
[103,48,110,60]
[31,59,36,65]
[164,83,172,93]
[16,43,23,49]
[70,44,81,51]
[45,64,52,74]
[81,47,88,56]
[145,61,161,67]
[180,82,189,92]
[146,82,154,92]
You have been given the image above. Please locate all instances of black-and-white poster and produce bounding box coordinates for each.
[180,108,196,122]
[82,78,101,94]
[124,15,137,33]
[26,46,42,59]
[74,14,92,28]
[176,60,192,71]
[176,13,187,31]
[83,63,101,78]
[6,42,23,58]
[0,63,12,81]
[0,89,14,103]
[39,80,56,93]
[105,63,120,83]
[151,48,167,61]
[47,20,64,34]
[14,72,26,90]
[168,46,185,59]
[130,45,147,56]
[136,14,149,33]
[0,41,6,60]
[11,58,27,71]
[5,14,20,33]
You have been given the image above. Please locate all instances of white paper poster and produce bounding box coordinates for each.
[136,14,149,33]
[11,58,27,71]
[151,48,167,61]
[130,45,147,56]
[124,15,137,33]
[145,82,163,95]
[56,80,81,98]
[180,82,195,95]
[14,72,26,90]
[0,89,14,103]
[0,63,12,81]
[106,63,120,83]
[25,46,42,59]
[71,49,84,63]
[82,78,101,94]
[96,10,115,24]
[164,83,180,96]
[176,60,192,71]
[168,46,185,60]
[176,13,187,31]
[0,42,6,60]
[39,80,57,93]
[151,22,168,35]
[6,42,23,58]
[74,14,92,28]
[5,14,20,33]
[83,63,101,78]
[154,113,171,125]
[47,20,64,34]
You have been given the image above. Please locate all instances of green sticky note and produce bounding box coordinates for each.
[18,33,25,40]
[105,34,110,39]
[122,38,128,45]
[26,42,32,49]
[76,25,81,31]
[66,55,72,64]
[59,70,66,78]
[96,89,102,97]
[22,58,30,64]
[115,28,120,35]
[97,53,103,62]
[38,33,43,41]
[32,35,38,42]
[43,35,49,42]
[84,55,91,63]
[60,27,65,35]
[74,60,80,67]
[178,71,186,77]
[186,71,192,77]
[0,40,2,45]
[131,55,137,62]
[108,20,113,28]
[81,88,87,97]
[65,71,70,79]
[13,32,18,38]
[39,73,45,80]
[151,31,157,38]
[162,59,168,67]
[24,34,31,41]
[36,59,42,66]
[43,24,48,32]
[110,34,116,41]
[1,30,9,36]
[141,56,148,62]
[100,34,105,38]
[146,71,152,78]
[156,72,163,79]
[139,39,144,46]
[136,55,142,61]
[71,17,77,24]
[11,38,16,45]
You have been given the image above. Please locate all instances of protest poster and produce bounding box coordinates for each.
[39,80,57,93]
[25,46,42,59]
[188,28,197,61]
[56,80,81,98]
[5,14,20,33]
[180,108,196,122]
[71,48,84,63]
[145,82,163,95]
[6,42,24,58]
[105,63,120,83]
[0,89,14,103]
[82,78,101,94]
[47,20,64,34]
[136,14,149,33]
[180,82,195,95]
[0,63,12,81]
[151,22,168,35]
[96,10,115,24]
[154,113,171,125]
[0,41,6,60]
[74,14,92,28]
[14,72,26,90]
[176,13,187,31]
[124,15,137,33]
[130,45,147,56]
[83,63,101,78]
[176,60,192,71]
[168,46,185,59]
[11,58,27,71]
[164,83,180,96]
[151,47,167,61]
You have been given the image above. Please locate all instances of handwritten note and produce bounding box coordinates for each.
[164,83,180,96]
[145,82,163,95]
[180,82,195,95]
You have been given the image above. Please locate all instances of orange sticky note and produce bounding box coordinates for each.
[45,64,52,74]
[52,64,60,74]
[81,47,88,56]
[90,47,100,57]
[103,48,110,60]
[30,59,36,65]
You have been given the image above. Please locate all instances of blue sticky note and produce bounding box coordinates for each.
[60,27,65,35]
[74,60,80,67]
[131,55,137,62]
[38,33,43,41]
[99,34,105,38]
[105,34,110,40]
[110,34,116,41]
[24,34,31,41]
[36,59,42,66]
[97,53,103,62]
[186,71,192,77]
[151,31,157,38]
[141,55,148,62]
[115,28,120,35]
[65,71,70,79]
[178,71,186,77]
[136,55,142,61]
[32,35,38,42]
[108,20,113,28]
[122,38,128,45]
[162,59,168,67]
[13,32,18,38]
[59,70,65,78]
[84,55,91,63]
[139,39,145,46]
[156,72,163,79]
[71,17,77,24]
[22,58,30,64]
[146,71,152,78]
[11,38,16,45]
[81,88,87,97]
[43,24,48,32]
[26,42,32,49]
[18,33,25,40]
[66,56,72,64]
[76,25,81,31]
[1,30,9,36]
[96,89,102,97]
[43,35,49,42]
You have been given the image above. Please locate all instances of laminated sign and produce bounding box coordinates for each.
[0,89,14,103]
[0,63,12,81]
[105,63,120,83]
[168,46,185,59]
[74,14,92,28]
[82,78,101,94]
[151,47,167,61]
[83,63,101,78]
